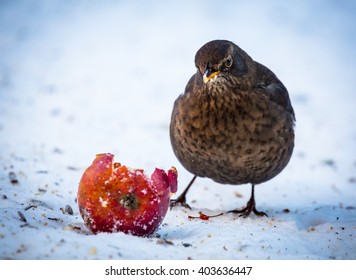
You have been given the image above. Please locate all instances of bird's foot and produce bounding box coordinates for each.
[170,194,192,210]
[170,175,197,210]
[228,198,268,218]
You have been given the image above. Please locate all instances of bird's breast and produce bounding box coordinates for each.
[170,81,295,183]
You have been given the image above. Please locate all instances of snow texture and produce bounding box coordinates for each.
[0,0,355,260]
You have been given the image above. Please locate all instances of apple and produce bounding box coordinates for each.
[77,153,177,236]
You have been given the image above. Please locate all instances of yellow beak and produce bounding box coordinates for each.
[203,69,220,83]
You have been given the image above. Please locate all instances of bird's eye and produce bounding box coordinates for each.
[225,56,233,68]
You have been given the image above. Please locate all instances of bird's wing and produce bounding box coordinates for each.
[255,62,295,122]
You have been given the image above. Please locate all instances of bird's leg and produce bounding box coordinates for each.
[228,184,268,218]
[170,175,197,210]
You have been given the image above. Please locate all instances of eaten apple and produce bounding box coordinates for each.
[77,153,178,236]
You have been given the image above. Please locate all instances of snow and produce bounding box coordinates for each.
[1,0,356,260]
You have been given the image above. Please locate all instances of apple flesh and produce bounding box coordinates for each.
[77,153,178,236]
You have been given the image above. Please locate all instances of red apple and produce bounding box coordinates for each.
[77,153,178,236]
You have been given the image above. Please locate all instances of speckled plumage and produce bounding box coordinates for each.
[170,40,295,216]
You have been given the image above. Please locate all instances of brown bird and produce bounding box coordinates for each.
[170,40,295,217]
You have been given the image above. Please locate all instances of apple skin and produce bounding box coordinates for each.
[77,153,177,236]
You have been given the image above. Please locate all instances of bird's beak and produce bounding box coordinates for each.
[203,68,220,83]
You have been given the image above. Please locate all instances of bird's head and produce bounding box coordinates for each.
[195,40,250,84]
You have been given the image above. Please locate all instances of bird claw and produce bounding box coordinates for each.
[228,198,268,218]
[252,208,268,217]
[228,207,268,218]
[170,175,196,210]
[227,184,268,218]
[170,197,192,210]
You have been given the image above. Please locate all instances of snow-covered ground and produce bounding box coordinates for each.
[0,0,355,260]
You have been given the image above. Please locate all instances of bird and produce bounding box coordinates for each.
[170,39,295,217]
